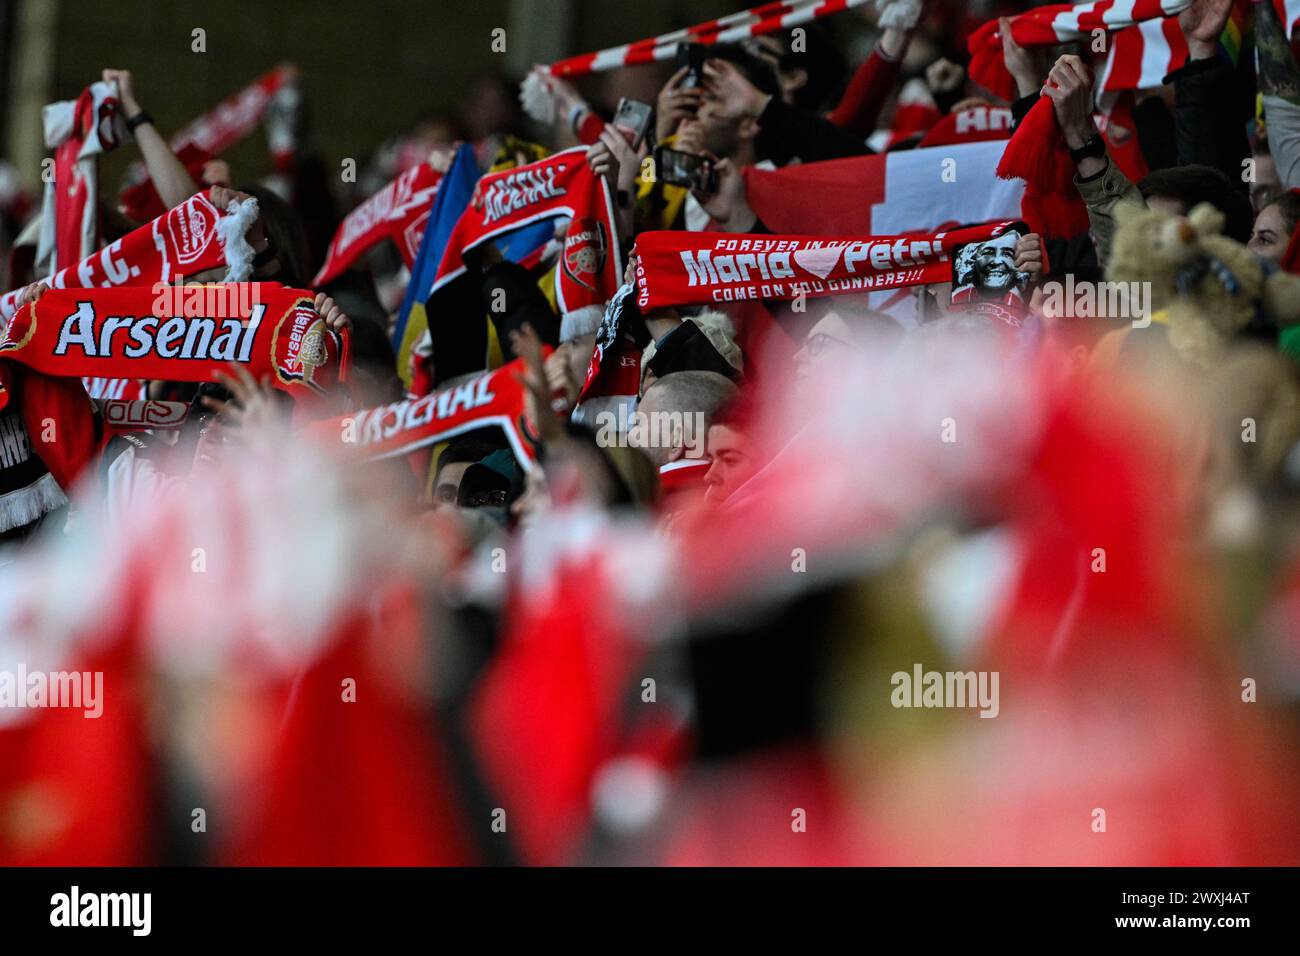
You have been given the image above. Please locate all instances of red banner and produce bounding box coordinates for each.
[312,162,443,286]
[634,223,1017,311]
[308,359,535,466]
[0,284,346,396]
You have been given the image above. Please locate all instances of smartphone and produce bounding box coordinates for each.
[677,42,707,89]
[653,145,718,194]
[612,98,653,150]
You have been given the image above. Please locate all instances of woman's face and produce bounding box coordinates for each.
[1249,202,1290,263]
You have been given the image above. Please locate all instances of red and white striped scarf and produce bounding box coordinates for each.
[968,0,1193,102]
[545,0,873,77]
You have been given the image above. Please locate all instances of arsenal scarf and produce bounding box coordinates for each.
[634,223,1018,311]
[37,81,125,275]
[0,284,347,397]
[119,67,293,222]
[579,281,644,403]
[312,162,443,286]
[967,1,1192,102]
[308,359,535,466]
[429,146,620,331]
[1,188,258,323]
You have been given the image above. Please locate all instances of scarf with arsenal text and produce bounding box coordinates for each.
[634,222,1018,311]
[1,188,259,323]
[307,358,535,467]
[312,162,443,286]
[0,284,347,398]
[429,146,620,338]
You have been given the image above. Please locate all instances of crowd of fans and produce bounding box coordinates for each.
[1,0,1299,866]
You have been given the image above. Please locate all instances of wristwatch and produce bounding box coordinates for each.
[1068,133,1106,164]
[125,110,154,134]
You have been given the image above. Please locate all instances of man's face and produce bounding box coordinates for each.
[703,424,755,503]
[972,234,1019,292]
[432,461,472,510]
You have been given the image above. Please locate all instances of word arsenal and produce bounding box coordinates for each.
[54,292,265,362]
[479,164,566,226]
[677,235,947,302]
[348,373,498,447]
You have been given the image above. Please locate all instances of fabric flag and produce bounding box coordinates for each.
[391,145,555,385]
[0,188,258,323]
[393,144,480,380]
[634,223,1019,311]
[118,66,294,222]
[967,0,1193,102]
[37,80,125,276]
[744,141,1025,237]
[0,284,347,398]
[307,358,537,467]
[312,162,443,286]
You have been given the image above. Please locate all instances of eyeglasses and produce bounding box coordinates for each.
[802,333,855,358]
[462,494,506,509]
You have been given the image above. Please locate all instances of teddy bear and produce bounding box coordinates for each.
[1103,201,1300,367]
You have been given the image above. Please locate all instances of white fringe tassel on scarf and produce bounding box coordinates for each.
[217,196,262,283]
[0,472,68,534]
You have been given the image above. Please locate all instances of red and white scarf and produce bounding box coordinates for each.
[0,284,346,398]
[37,81,125,275]
[544,0,872,77]
[1,188,259,323]
[308,358,536,467]
[312,162,443,286]
[967,0,1192,102]
[634,223,1018,311]
[430,147,621,337]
